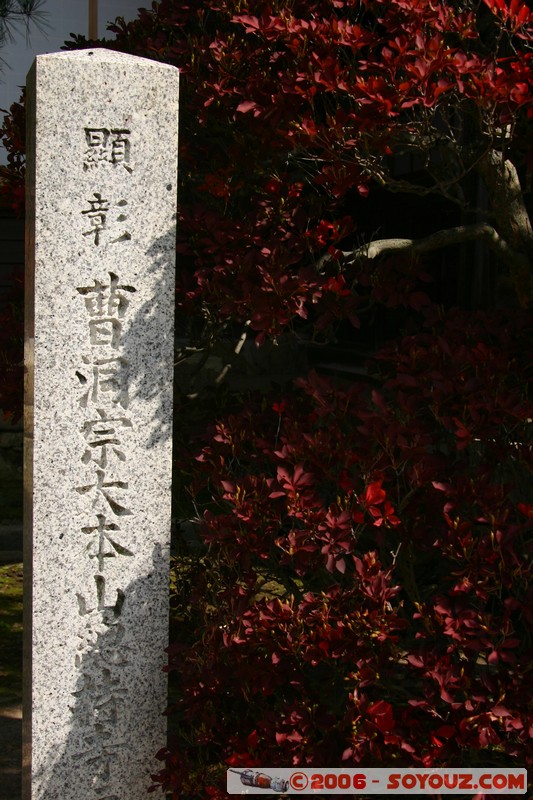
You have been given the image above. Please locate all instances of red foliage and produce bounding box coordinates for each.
[157,309,533,798]
[48,0,533,336]
[0,93,26,216]
[2,0,532,348]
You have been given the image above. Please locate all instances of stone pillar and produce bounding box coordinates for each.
[24,50,179,800]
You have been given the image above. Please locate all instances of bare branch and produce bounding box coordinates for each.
[186,321,251,400]
[342,222,529,275]
[213,321,250,386]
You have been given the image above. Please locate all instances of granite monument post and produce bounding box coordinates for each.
[24,49,179,799]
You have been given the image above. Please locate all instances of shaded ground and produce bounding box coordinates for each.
[0,704,21,800]
[0,444,23,800]
[0,436,23,525]
[0,559,22,800]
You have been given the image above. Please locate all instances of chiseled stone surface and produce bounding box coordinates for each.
[24,50,179,800]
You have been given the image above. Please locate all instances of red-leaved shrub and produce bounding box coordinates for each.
[155,308,533,798]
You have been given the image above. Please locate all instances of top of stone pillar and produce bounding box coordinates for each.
[35,47,178,71]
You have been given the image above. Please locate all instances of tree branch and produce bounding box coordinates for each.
[213,320,250,386]
[186,321,251,400]
[342,222,529,276]
[477,150,533,256]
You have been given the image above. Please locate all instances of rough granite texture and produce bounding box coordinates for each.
[24,49,179,800]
